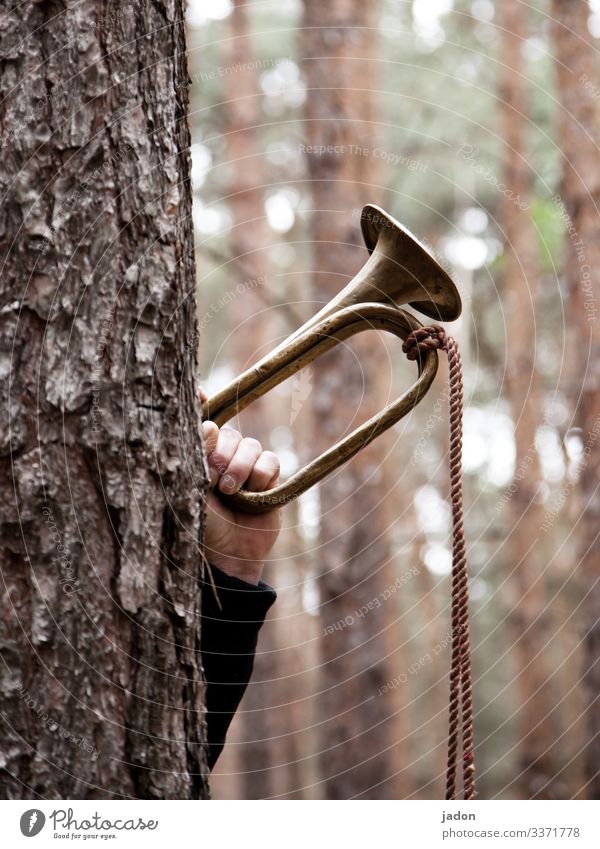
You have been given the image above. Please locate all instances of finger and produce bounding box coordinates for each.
[208,427,243,488]
[219,437,262,494]
[202,421,219,458]
[199,387,208,403]
[247,450,280,493]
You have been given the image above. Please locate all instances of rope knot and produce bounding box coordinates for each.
[402,325,448,361]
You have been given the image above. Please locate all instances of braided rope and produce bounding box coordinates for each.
[403,326,475,801]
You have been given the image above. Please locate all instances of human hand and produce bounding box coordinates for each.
[201,391,282,585]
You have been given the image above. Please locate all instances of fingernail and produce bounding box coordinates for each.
[220,474,237,493]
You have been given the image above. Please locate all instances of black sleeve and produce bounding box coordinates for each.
[201,564,277,770]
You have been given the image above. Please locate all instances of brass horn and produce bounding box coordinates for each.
[201,204,461,514]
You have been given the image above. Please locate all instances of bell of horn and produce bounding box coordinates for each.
[289,204,462,346]
[359,204,462,321]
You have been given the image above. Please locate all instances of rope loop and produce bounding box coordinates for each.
[402,325,448,359]
[403,325,475,801]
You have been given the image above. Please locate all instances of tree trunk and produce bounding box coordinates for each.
[499,0,560,798]
[302,0,413,799]
[0,1,209,799]
[551,0,600,800]
[221,0,277,800]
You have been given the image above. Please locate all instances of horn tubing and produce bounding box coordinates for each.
[202,304,438,514]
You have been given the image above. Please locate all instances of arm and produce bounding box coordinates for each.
[201,564,276,769]
[200,410,282,769]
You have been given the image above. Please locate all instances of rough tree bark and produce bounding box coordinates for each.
[551,0,600,800]
[499,1,560,799]
[302,0,413,799]
[0,1,209,798]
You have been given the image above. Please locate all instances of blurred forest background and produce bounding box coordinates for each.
[187,0,599,799]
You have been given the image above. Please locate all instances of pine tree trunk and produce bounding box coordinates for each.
[499,0,561,799]
[221,0,277,800]
[302,0,412,799]
[0,1,209,799]
[551,0,600,800]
